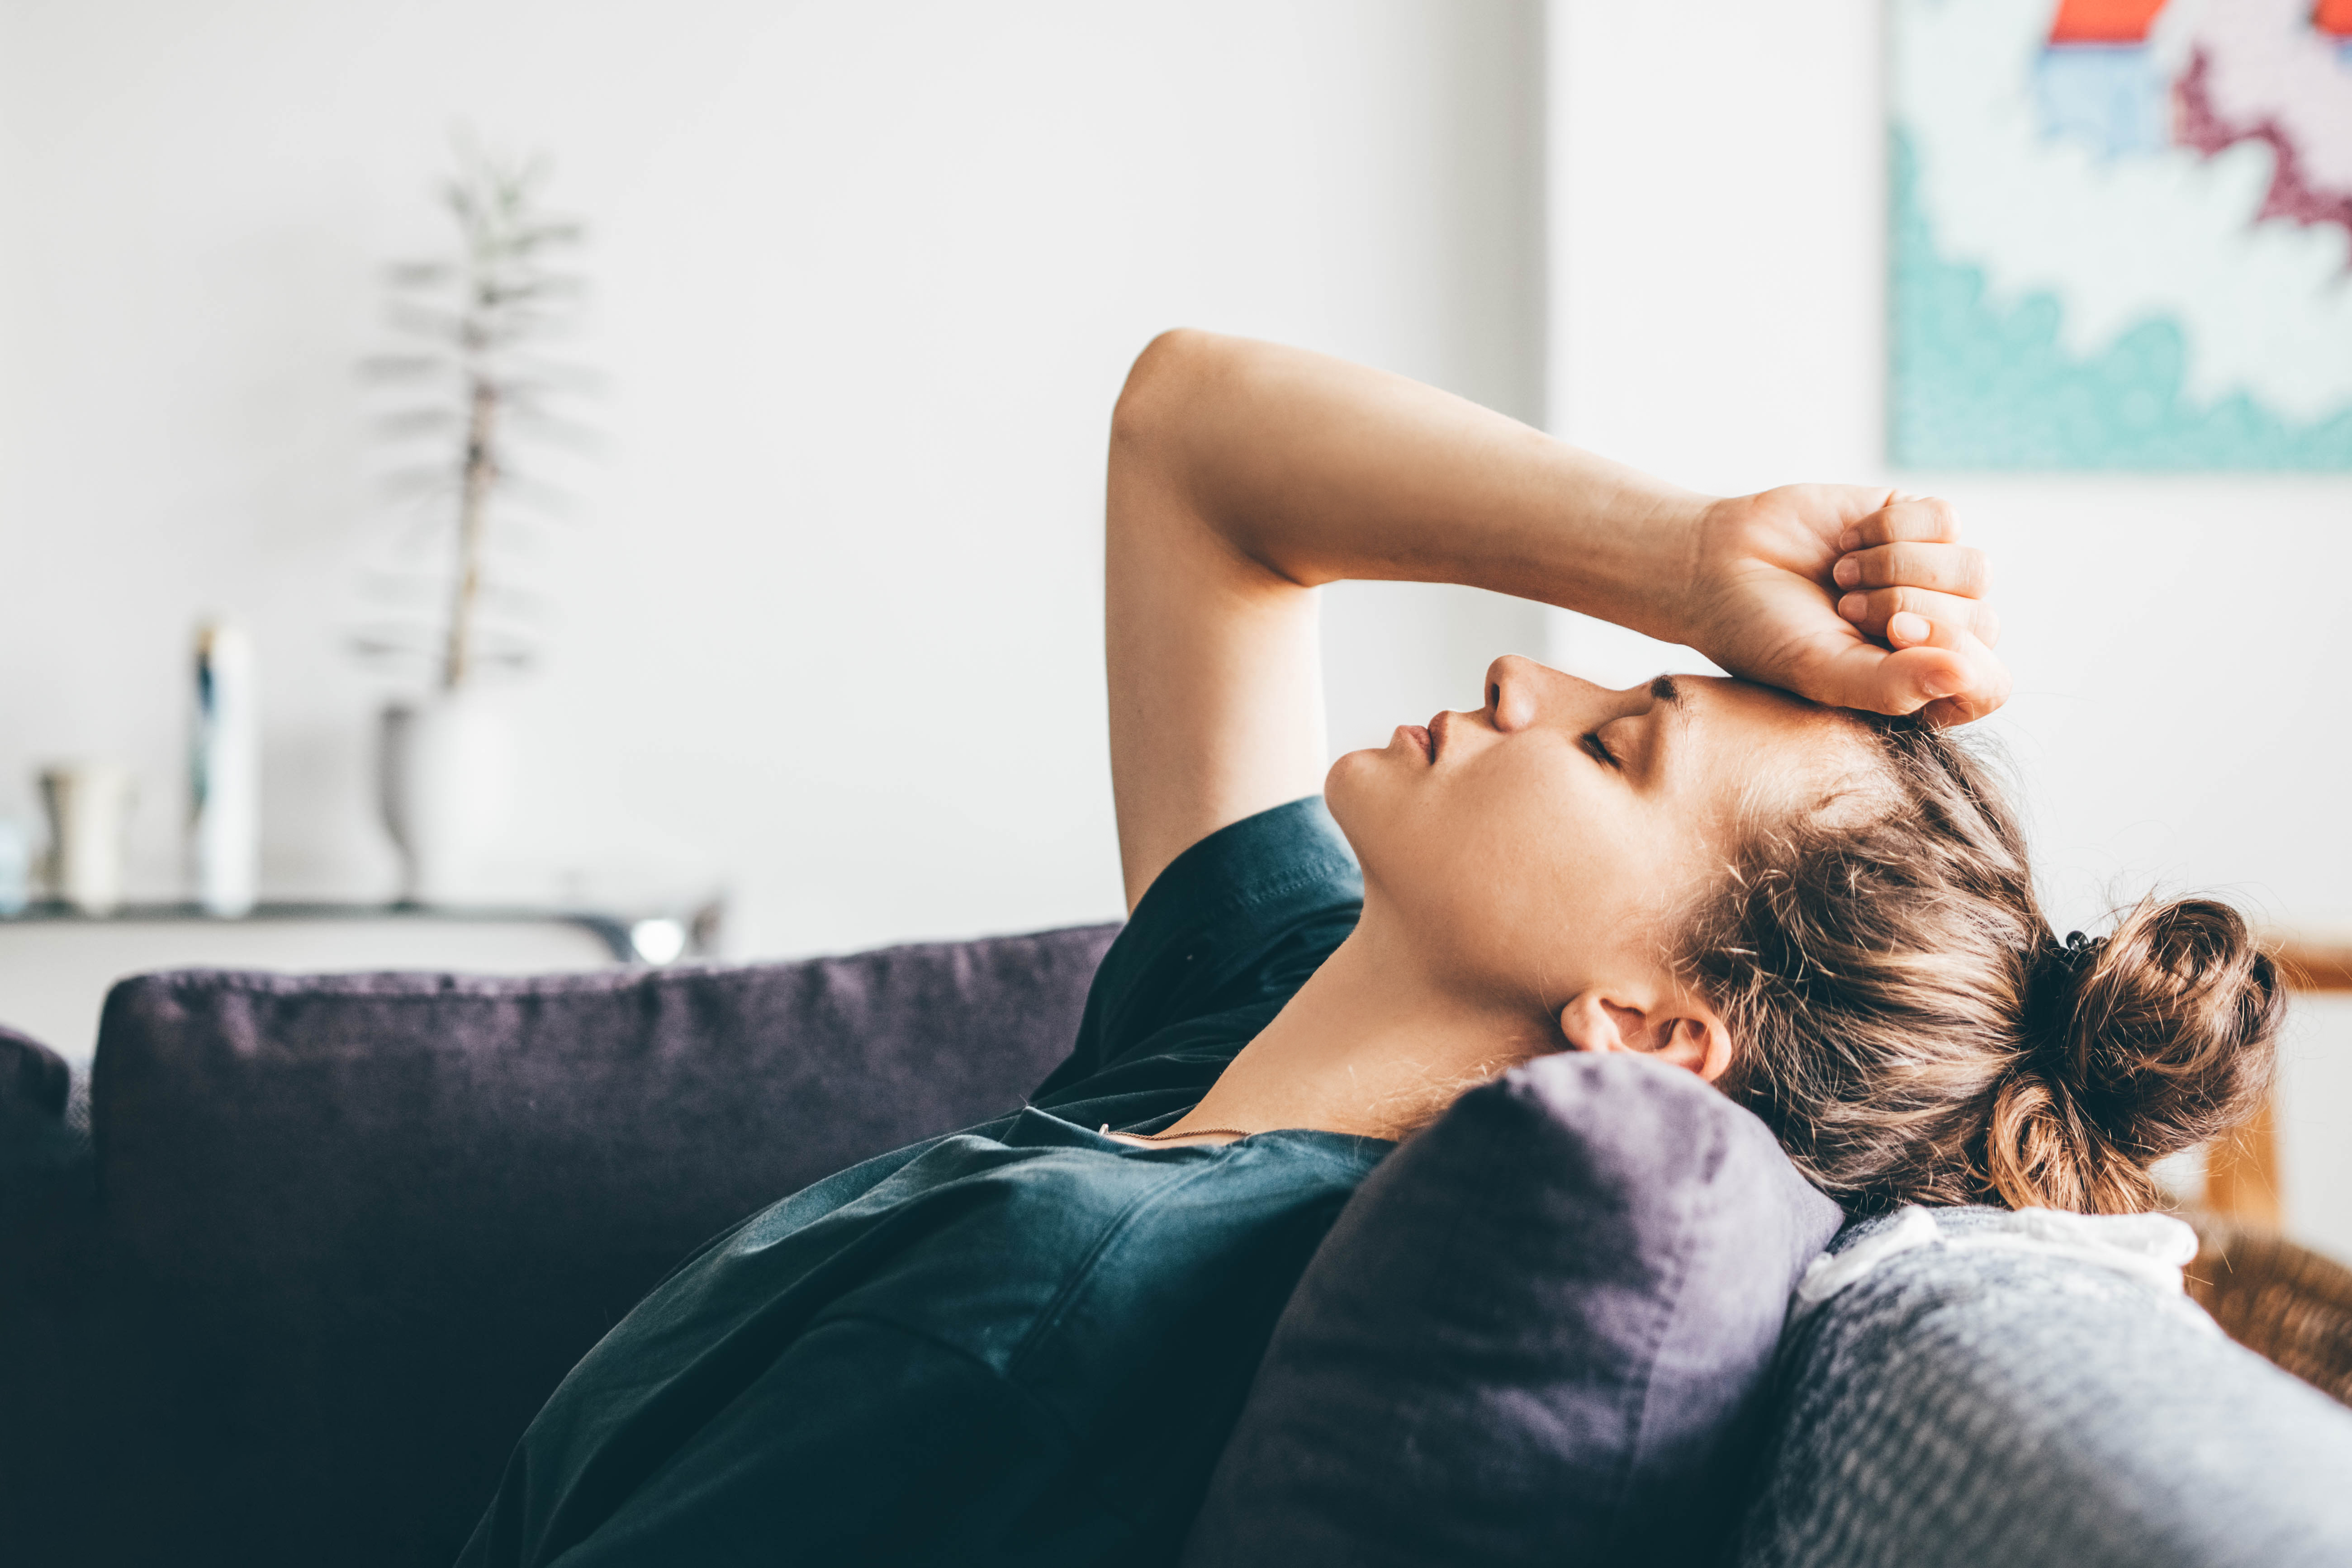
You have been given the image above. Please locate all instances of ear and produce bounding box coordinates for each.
[1557,989,1734,1084]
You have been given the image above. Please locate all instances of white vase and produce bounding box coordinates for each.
[377,689,518,905]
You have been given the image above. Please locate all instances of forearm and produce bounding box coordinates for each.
[1103,329,1715,905]
[1100,330,2003,907]
[1114,329,1713,641]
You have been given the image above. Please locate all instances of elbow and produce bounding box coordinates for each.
[1110,327,1214,460]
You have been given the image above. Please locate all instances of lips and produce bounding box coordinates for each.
[1427,710,1454,761]
[1399,724,1434,763]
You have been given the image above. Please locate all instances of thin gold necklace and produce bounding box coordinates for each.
[1101,1124,1251,1140]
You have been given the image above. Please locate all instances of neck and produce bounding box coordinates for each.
[1166,906,1557,1140]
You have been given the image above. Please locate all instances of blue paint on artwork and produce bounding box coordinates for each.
[1889,130,2352,470]
[2033,47,2169,158]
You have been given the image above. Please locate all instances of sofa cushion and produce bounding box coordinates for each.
[0,1022,80,1176]
[1731,1205,2352,1568]
[1183,1051,1844,1568]
[64,922,1118,1568]
[0,1021,67,1121]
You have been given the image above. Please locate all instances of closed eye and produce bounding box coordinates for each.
[1581,732,1620,769]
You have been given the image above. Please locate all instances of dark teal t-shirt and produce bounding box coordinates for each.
[457,797,1385,1568]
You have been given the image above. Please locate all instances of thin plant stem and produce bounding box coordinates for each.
[365,138,588,690]
[444,373,500,689]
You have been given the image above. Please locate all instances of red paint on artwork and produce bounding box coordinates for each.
[2314,0,2352,39]
[2049,0,2171,44]
[2175,48,2352,259]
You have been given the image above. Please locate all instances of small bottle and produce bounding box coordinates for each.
[191,620,260,917]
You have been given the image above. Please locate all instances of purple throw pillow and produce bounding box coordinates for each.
[1182,1052,1844,1568]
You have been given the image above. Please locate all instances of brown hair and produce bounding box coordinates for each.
[1686,716,2284,1216]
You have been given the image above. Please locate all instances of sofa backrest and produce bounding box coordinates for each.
[17,931,2352,1568]
[1733,1206,2352,1568]
[5,924,1116,1568]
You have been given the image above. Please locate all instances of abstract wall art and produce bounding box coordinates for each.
[1891,0,2352,468]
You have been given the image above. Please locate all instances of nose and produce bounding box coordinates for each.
[1484,654,1546,733]
[1485,653,1645,734]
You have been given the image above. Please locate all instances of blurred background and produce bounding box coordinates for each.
[2,0,2348,1249]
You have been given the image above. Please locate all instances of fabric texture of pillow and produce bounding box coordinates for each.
[1732,1205,2352,1568]
[1182,1051,1844,1568]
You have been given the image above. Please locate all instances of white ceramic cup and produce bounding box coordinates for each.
[40,762,138,915]
[0,817,28,915]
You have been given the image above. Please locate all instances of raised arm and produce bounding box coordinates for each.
[1104,330,2005,907]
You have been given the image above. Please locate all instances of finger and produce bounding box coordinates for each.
[1831,541,1991,597]
[1795,617,2010,723]
[1885,616,2010,725]
[1913,634,2011,725]
[1836,494,1961,552]
[1835,585,2002,648]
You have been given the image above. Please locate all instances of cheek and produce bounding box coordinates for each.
[1340,744,1693,984]
[1385,754,1654,958]
[1458,764,1643,920]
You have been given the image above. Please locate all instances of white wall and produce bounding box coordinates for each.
[1545,0,2352,1255]
[6,0,2343,1246]
[0,0,1546,966]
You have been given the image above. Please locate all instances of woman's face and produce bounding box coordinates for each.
[1325,654,1867,1017]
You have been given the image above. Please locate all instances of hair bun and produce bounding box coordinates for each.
[2029,929,2104,1012]
[1994,898,2282,1213]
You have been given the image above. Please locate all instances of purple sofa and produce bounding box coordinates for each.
[8,926,2352,1568]
[0,928,1117,1568]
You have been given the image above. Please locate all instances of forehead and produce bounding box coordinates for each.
[1674,674,1877,800]
[1681,673,1831,727]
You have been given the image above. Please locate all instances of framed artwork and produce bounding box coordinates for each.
[1890,0,2352,469]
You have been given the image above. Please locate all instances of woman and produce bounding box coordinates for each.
[458,333,2279,1566]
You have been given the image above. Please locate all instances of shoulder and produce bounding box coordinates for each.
[1103,795,1361,1006]
[1036,799,1362,1101]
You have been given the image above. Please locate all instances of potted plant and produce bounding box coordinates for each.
[360,143,591,903]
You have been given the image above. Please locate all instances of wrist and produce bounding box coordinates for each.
[1570,481,1716,646]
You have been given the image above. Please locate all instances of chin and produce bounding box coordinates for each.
[1323,750,1365,812]
[1321,748,1411,879]
[1323,750,1386,838]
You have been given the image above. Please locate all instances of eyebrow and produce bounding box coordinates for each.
[1637,673,1690,782]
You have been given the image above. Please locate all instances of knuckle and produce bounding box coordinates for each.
[1907,545,1966,592]
[1923,497,1958,539]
